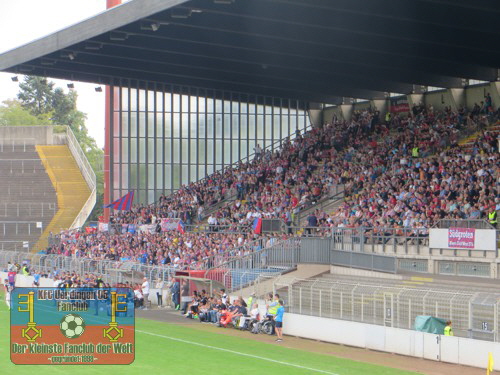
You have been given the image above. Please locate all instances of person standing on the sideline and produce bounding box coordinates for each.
[142,277,150,309]
[275,299,285,342]
[444,320,453,336]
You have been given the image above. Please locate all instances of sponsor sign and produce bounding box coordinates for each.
[448,227,475,249]
[11,287,135,365]
[389,96,410,113]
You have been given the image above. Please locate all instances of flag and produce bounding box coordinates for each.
[177,220,186,234]
[104,191,134,210]
[487,352,494,375]
[252,218,262,234]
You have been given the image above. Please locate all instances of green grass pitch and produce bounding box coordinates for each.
[0,291,419,375]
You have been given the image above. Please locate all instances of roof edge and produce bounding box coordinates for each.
[0,0,189,71]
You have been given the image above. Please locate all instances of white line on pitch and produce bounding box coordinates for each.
[136,329,340,375]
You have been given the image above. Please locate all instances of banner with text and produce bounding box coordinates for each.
[10,287,135,365]
[429,228,496,251]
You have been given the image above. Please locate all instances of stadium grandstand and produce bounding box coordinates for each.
[1,0,500,372]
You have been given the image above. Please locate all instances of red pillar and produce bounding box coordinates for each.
[103,0,122,222]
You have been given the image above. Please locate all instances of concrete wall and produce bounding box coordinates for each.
[0,126,55,145]
[284,312,500,370]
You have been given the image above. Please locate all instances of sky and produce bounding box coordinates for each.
[0,0,131,148]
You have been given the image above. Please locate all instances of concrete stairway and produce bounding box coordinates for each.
[34,145,91,251]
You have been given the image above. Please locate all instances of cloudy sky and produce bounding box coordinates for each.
[0,0,131,147]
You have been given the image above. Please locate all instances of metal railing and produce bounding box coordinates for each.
[202,238,301,293]
[434,219,493,229]
[0,250,176,285]
[60,126,96,229]
[273,276,500,342]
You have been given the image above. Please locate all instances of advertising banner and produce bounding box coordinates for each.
[429,228,496,251]
[389,96,410,113]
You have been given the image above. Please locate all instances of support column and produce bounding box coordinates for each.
[104,0,122,222]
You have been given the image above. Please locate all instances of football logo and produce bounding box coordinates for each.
[60,313,86,339]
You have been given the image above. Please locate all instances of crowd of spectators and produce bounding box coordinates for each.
[44,101,499,266]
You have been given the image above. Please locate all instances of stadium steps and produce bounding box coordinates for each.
[33,145,91,251]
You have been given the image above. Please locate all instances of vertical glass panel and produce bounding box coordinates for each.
[207,165,214,175]
[240,115,247,140]
[165,93,172,112]
[148,139,155,162]
[215,99,223,113]
[198,166,206,180]
[232,101,239,113]
[182,95,189,112]
[248,115,255,139]
[148,190,155,204]
[207,139,214,164]
[138,112,146,137]
[190,140,197,164]
[274,115,281,140]
[215,140,222,164]
[165,115,171,138]
[156,91,163,112]
[207,98,214,113]
[156,165,163,189]
[173,94,180,112]
[232,140,239,162]
[190,95,197,111]
[181,165,189,185]
[198,97,206,113]
[248,141,255,158]
[232,115,239,139]
[173,113,180,137]
[130,138,137,163]
[265,114,272,140]
[190,115,198,138]
[130,165,138,188]
[139,165,146,189]
[138,190,146,204]
[121,87,129,111]
[156,113,163,138]
[190,166,198,182]
[129,88,137,111]
[172,165,180,189]
[207,116,214,136]
[257,104,264,114]
[224,114,231,138]
[241,141,248,160]
[139,138,146,163]
[156,139,163,162]
[148,164,155,189]
[173,140,180,163]
[181,139,188,163]
[181,114,189,138]
[164,165,172,189]
[130,112,137,137]
[224,100,231,113]
[224,140,231,164]
[281,116,289,139]
[121,113,129,136]
[148,113,155,137]
[121,139,129,163]
[198,114,205,138]
[256,115,264,139]
[198,141,206,163]
[113,163,120,187]
[147,90,155,110]
[138,89,146,111]
[215,115,223,138]
[165,140,171,163]
[121,164,128,188]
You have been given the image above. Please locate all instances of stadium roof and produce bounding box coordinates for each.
[1,0,499,103]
